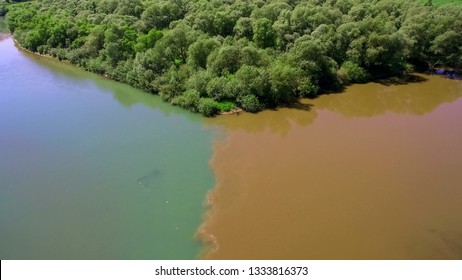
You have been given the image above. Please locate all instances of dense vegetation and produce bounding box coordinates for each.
[5,0,462,115]
[0,1,30,16]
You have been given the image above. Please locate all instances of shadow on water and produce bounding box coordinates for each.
[313,73,462,118]
[375,73,428,86]
[285,101,313,111]
[208,73,462,134]
[208,101,317,136]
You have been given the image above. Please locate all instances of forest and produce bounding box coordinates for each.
[3,0,462,115]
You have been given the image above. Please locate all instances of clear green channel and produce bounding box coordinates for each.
[0,35,216,259]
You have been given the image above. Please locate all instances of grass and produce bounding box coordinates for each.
[216,101,237,112]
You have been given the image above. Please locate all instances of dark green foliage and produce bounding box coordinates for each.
[206,76,229,101]
[338,61,369,84]
[198,98,219,117]
[186,70,213,97]
[156,64,190,102]
[235,65,270,99]
[234,17,253,39]
[5,0,462,116]
[0,5,8,16]
[208,45,242,76]
[187,37,220,69]
[268,60,301,103]
[171,89,201,112]
[252,18,276,49]
[239,94,261,113]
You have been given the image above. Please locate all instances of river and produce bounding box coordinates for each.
[0,35,215,259]
[202,74,462,259]
[2,25,462,259]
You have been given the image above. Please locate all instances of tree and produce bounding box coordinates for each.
[268,60,301,104]
[134,28,163,52]
[235,65,269,98]
[187,37,220,69]
[159,23,197,64]
[239,94,261,112]
[198,98,219,116]
[208,45,242,76]
[338,61,369,84]
[253,18,276,48]
[430,30,462,68]
[234,17,253,39]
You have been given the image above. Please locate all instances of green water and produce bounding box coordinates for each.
[0,37,215,259]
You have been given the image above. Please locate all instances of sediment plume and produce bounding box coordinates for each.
[198,75,462,259]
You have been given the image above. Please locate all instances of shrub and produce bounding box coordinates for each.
[297,77,319,98]
[206,76,228,100]
[339,61,369,83]
[403,63,415,74]
[85,57,106,74]
[198,98,219,117]
[171,89,200,112]
[186,70,213,97]
[337,67,350,84]
[239,94,261,113]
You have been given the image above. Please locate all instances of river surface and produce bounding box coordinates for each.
[0,36,215,259]
[2,26,462,260]
[202,75,462,259]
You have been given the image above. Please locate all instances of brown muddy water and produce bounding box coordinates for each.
[200,74,462,259]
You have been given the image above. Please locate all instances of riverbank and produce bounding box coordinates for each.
[10,35,245,116]
[9,32,446,117]
[7,0,461,117]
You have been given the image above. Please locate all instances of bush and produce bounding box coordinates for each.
[112,59,133,83]
[297,77,319,98]
[198,98,219,117]
[337,67,350,85]
[403,63,415,74]
[157,65,190,102]
[186,70,213,97]
[339,61,369,83]
[239,94,261,113]
[206,76,228,100]
[171,89,200,112]
[85,57,106,74]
